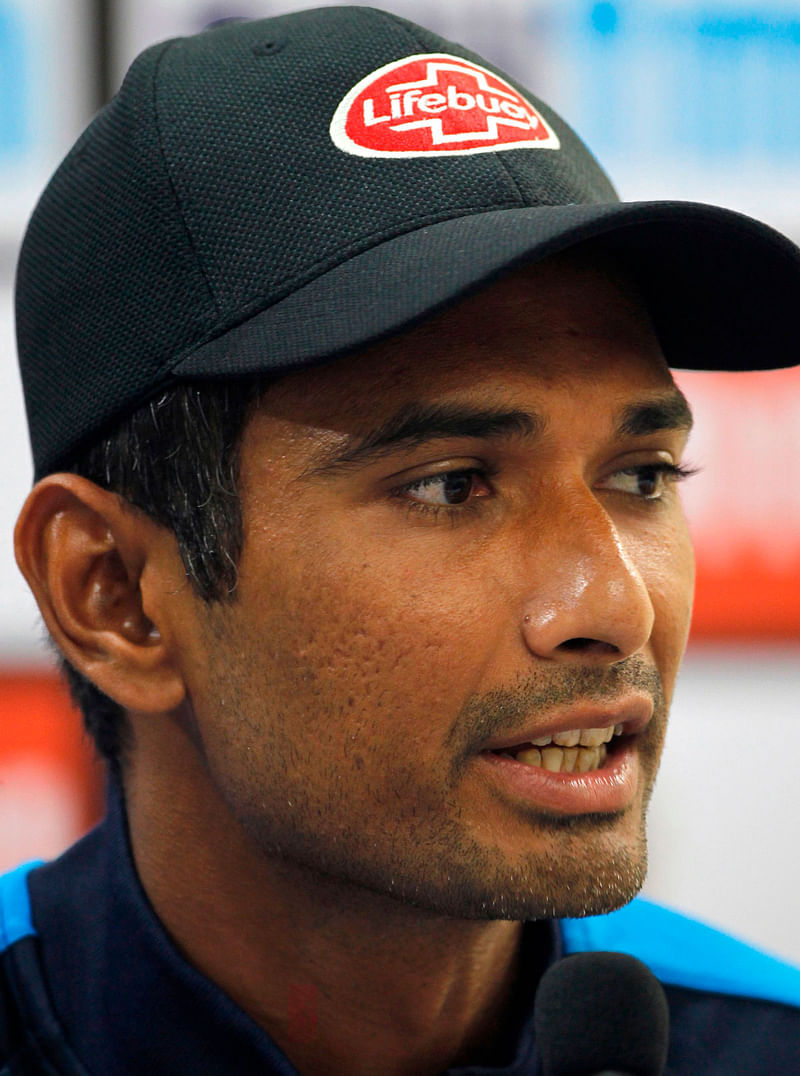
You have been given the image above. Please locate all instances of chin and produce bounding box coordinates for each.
[357,817,650,923]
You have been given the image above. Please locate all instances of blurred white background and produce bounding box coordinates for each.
[1,0,798,963]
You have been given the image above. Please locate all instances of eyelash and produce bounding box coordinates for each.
[608,462,699,500]
[391,462,697,522]
[391,467,496,523]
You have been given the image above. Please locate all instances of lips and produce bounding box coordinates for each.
[474,697,654,813]
[479,697,653,756]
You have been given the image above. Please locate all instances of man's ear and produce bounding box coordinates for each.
[14,474,187,714]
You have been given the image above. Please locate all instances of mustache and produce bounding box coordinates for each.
[449,656,665,754]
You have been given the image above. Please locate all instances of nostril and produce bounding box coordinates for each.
[558,638,620,656]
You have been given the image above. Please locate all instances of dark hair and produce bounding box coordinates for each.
[60,379,269,771]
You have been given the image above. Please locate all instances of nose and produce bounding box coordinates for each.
[519,489,655,663]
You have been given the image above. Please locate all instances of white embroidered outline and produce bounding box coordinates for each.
[330,53,561,158]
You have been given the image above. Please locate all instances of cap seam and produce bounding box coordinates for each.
[165,199,524,370]
[373,7,434,54]
[370,9,528,208]
[150,38,222,319]
[492,154,528,208]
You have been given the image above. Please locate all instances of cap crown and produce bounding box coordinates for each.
[16,6,616,476]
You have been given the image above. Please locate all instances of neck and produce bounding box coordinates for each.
[123,738,544,1075]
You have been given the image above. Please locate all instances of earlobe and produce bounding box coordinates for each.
[14,474,187,714]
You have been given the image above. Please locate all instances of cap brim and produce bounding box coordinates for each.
[174,200,800,379]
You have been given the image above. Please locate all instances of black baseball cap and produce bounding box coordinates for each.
[15,5,800,479]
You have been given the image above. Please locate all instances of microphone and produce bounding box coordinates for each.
[533,951,670,1075]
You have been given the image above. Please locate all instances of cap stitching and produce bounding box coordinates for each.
[375,10,528,206]
[150,38,222,318]
[491,154,528,208]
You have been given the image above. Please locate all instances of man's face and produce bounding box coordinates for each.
[178,251,695,920]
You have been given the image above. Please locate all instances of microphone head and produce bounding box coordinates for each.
[534,951,670,1075]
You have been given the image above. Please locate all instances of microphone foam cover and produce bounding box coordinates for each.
[534,951,670,1075]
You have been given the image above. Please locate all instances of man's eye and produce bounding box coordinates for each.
[397,468,492,508]
[604,463,694,500]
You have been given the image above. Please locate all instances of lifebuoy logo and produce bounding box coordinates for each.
[330,54,560,158]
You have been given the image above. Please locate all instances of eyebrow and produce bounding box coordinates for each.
[615,388,694,437]
[307,403,540,476]
[306,386,693,478]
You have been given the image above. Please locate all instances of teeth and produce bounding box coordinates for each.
[512,744,607,774]
[579,727,609,747]
[528,725,620,750]
[562,747,579,773]
[541,747,563,772]
[577,746,600,772]
[496,725,623,762]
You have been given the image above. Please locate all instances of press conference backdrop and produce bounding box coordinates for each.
[1,0,798,963]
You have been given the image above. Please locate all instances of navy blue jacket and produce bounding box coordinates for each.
[2,786,799,1074]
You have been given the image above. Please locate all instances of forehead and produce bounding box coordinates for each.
[250,248,673,444]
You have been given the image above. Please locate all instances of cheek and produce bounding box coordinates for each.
[234,528,509,754]
[630,513,695,696]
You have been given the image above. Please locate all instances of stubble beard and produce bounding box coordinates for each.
[205,650,668,924]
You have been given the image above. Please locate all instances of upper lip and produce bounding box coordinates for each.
[478,695,654,753]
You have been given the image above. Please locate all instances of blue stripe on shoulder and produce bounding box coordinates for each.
[560,897,800,1010]
[0,861,42,952]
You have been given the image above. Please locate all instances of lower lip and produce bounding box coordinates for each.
[476,739,640,815]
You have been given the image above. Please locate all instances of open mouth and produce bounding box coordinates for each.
[487,724,625,774]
